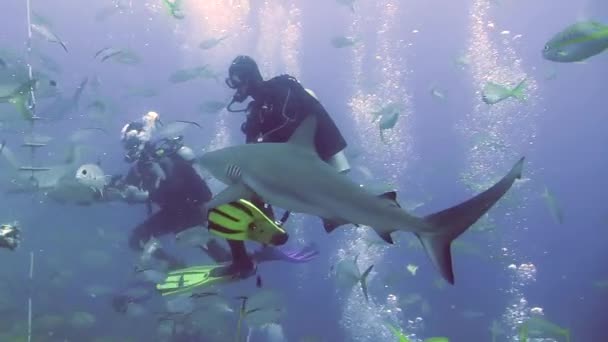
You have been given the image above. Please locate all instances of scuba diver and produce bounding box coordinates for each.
[225,55,350,222]
[226,55,349,171]
[109,111,315,294]
[110,111,213,269]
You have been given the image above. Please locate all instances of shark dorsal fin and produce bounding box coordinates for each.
[378,191,401,208]
[379,191,397,201]
[287,114,317,150]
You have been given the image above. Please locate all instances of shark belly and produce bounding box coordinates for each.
[241,150,426,232]
[242,171,337,219]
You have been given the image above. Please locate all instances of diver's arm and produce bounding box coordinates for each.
[177,145,213,205]
[103,183,149,203]
[177,145,207,183]
[121,185,149,203]
[123,166,140,188]
[105,168,149,204]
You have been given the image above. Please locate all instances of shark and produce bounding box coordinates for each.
[197,115,524,284]
[0,143,103,205]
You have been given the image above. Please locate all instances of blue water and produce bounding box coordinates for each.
[0,0,606,341]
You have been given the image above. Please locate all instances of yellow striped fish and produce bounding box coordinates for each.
[543,21,608,62]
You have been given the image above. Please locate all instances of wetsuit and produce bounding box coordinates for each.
[123,141,253,271]
[125,144,212,253]
[242,74,347,159]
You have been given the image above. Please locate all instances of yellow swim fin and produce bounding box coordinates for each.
[208,199,288,246]
[156,264,236,296]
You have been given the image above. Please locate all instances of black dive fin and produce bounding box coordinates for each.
[418,157,524,285]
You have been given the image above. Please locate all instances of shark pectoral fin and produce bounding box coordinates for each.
[360,264,374,302]
[420,157,525,285]
[207,183,253,209]
[373,228,394,244]
[322,217,351,233]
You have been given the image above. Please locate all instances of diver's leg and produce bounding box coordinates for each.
[199,238,232,263]
[173,206,258,268]
[227,240,253,268]
[128,210,185,269]
[210,240,255,278]
[170,205,207,234]
[128,219,156,252]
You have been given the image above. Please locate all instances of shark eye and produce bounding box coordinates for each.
[543,45,549,51]
[81,169,88,175]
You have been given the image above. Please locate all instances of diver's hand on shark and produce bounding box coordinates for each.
[101,186,128,202]
[122,185,149,204]
[96,184,149,204]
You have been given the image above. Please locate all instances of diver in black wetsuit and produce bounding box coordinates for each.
[225,55,351,221]
[112,111,256,273]
[226,55,349,169]
[107,113,321,311]
[214,55,351,276]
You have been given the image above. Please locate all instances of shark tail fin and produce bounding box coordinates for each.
[359,264,373,302]
[417,157,525,284]
[511,78,527,101]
